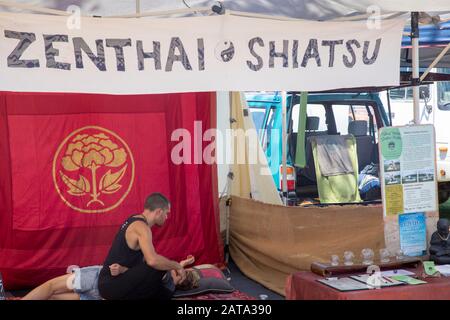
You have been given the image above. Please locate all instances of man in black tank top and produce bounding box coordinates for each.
[98,193,186,300]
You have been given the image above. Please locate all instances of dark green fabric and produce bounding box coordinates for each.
[295,92,308,168]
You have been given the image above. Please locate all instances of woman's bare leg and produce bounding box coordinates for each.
[22,274,73,300]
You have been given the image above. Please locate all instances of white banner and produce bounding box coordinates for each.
[0,12,404,94]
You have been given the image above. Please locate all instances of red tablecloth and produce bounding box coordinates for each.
[286,270,450,300]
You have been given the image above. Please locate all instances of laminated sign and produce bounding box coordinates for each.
[379,125,438,216]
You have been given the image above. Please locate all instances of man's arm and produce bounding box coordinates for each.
[134,222,183,271]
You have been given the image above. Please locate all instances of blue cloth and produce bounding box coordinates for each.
[358,163,380,200]
[359,175,380,194]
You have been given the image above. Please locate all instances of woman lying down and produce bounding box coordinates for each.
[22,255,200,300]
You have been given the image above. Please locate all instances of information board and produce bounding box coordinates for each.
[379,125,438,216]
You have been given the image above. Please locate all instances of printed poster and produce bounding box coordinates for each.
[379,125,437,216]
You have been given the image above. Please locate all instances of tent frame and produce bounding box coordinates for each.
[411,12,421,124]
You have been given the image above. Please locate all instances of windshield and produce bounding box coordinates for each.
[437,68,450,110]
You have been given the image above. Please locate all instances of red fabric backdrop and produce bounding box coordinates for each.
[0,91,223,289]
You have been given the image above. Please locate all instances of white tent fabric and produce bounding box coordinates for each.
[225,92,283,205]
[2,0,449,20]
[3,1,449,69]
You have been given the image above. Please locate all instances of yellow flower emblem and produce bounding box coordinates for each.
[53,126,134,213]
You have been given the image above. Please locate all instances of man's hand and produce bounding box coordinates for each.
[171,270,183,285]
[175,268,187,283]
[109,263,128,276]
[109,263,121,276]
[180,255,195,268]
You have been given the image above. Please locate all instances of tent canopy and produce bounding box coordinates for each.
[2,0,449,20]
[401,20,450,68]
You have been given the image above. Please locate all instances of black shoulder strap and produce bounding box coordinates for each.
[128,215,147,224]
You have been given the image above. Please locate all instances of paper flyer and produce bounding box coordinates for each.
[399,212,427,256]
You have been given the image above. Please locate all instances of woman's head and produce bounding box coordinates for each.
[175,269,201,291]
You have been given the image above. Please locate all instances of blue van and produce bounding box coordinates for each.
[246,91,390,203]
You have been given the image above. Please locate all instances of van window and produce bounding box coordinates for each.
[249,107,267,134]
[261,107,276,152]
[331,104,379,142]
[389,85,430,101]
[389,87,407,100]
[330,104,352,135]
[291,104,326,133]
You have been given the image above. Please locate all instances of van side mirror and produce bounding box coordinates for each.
[420,86,430,100]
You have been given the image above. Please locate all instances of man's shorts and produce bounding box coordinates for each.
[72,266,103,300]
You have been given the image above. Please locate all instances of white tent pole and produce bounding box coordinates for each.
[230,9,410,22]
[281,91,288,206]
[229,10,301,21]
[113,7,405,22]
[420,43,450,82]
[136,0,141,15]
[331,11,406,22]
[411,12,421,125]
[229,10,406,22]
[107,6,211,18]
[111,8,293,20]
